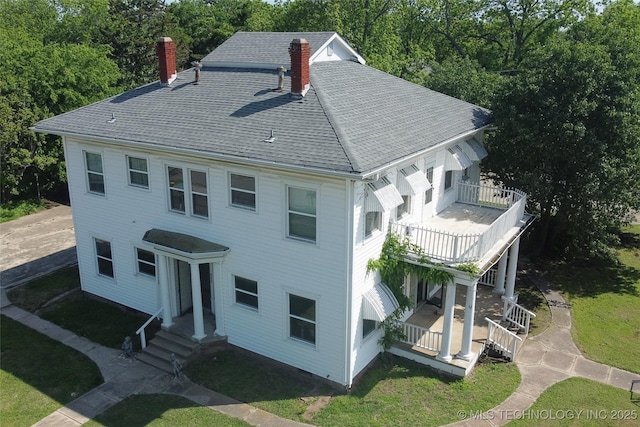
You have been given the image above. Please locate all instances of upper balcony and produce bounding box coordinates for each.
[390,181,534,268]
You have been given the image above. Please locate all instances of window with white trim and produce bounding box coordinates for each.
[287,186,316,242]
[234,276,258,309]
[365,211,381,237]
[230,173,256,210]
[85,152,105,195]
[396,195,411,220]
[95,238,113,278]
[136,248,156,277]
[167,166,208,218]
[362,319,377,339]
[424,166,434,204]
[444,170,453,191]
[289,294,316,344]
[127,156,149,188]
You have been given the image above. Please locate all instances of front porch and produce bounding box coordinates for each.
[390,283,534,376]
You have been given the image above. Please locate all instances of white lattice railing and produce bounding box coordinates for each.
[478,268,497,287]
[502,296,536,335]
[391,182,527,264]
[400,323,443,352]
[485,317,522,361]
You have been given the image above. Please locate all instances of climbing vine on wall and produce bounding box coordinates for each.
[366,232,457,350]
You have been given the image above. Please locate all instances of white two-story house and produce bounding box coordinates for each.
[33,32,534,388]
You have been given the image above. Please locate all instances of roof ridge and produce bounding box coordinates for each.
[311,67,361,173]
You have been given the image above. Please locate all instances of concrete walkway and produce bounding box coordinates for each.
[1,299,311,427]
[448,258,640,426]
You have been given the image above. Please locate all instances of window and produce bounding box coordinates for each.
[95,238,113,277]
[365,211,381,237]
[363,319,377,339]
[167,166,208,218]
[289,294,316,344]
[127,156,149,188]
[85,152,105,195]
[168,167,185,212]
[136,248,156,277]
[190,170,208,217]
[424,166,434,204]
[230,173,256,209]
[234,276,258,309]
[444,170,453,191]
[396,195,411,220]
[287,186,316,242]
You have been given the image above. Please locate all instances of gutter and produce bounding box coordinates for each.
[31,123,491,183]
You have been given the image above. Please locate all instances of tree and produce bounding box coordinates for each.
[0,0,121,202]
[485,0,640,258]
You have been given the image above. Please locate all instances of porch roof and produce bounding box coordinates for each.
[143,229,229,258]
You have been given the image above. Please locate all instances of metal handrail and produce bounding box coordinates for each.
[136,307,163,349]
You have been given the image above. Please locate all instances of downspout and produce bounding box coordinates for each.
[343,179,355,390]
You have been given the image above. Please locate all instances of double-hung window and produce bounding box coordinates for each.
[136,248,156,277]
[289,294,316,344]
[230,173,256,210]
[424,166,434,204]
[287,186,316,242]
[127,156,149,188]
[85,152,105,195]
[167,166,208,218]
[234,276,258,309]
[95,238,113,278]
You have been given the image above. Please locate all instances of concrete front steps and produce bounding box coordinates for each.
[137,330,202,373]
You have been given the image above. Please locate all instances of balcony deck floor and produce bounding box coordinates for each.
[423,202,504,235]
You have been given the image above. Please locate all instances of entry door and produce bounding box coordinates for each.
[175,260,193,315]
[427,282,443,308]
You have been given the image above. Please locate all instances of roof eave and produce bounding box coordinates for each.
[31,126,368,181]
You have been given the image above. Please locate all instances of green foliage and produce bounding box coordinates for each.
[0,199,45,223]
[486,2,640,258]
[367,232,457,348]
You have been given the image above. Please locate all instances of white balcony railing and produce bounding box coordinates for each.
[391,182,527,264]
[400,323,443,352]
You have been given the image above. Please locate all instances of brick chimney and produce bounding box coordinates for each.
[156,37,177,85]
[289,38,310,96]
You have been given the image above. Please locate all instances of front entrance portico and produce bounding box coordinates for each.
[143,229,229,341]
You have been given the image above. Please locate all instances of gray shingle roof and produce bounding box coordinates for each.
[33,32,491,177]
[202,31,338,67]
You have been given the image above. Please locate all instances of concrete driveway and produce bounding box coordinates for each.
[0,204,77,289]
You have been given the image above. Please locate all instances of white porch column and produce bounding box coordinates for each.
[457,281,478,360]
[493,252,508,295]
[504,237,520,301]
[213,261,226,336]
[190,261,206,340]
[158,254,173,328]
[436,281,457,362]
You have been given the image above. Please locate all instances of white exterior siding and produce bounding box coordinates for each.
[64,137,351,385]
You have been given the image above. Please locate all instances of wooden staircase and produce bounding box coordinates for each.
[137,330,201,373]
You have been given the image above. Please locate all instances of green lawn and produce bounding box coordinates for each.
[7,266,80,313]
[187,350,521,426]
[515,275,552,336]
[541,225,640,374]
[39,293,161,352]
[0,316,103,427]
[508,377,639,426]
[85,394,252,427]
